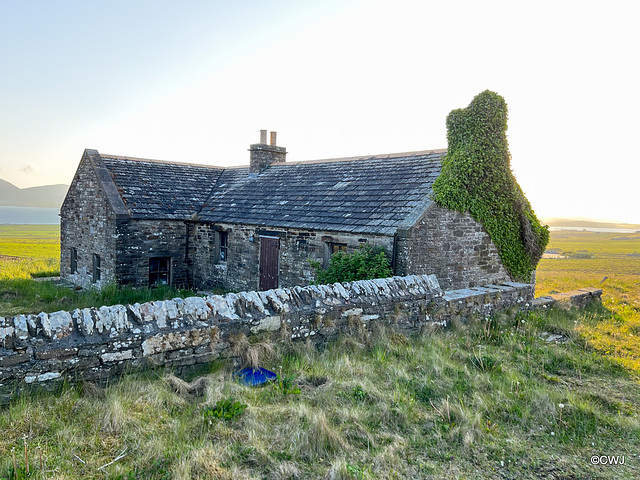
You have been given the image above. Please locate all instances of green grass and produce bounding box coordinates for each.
[2,308,639,479]
[0,225,60,259]
[537,231,640,374]
[0,225,196,316]
[0,225,61,282]
[2,227,640,478]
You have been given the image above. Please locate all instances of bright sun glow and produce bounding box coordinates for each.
[0,0,638,223]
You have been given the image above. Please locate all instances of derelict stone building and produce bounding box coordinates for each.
[60,131,512,292]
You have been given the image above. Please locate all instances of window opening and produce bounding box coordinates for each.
[149,257,171,287]
[219,231,228,263]
[70,248,77,274]
[92,254,101,283]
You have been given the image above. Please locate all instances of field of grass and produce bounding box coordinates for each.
[0,225,60,280]
[1,228,639,478]
[537,231,640,373]
[0,225,193,316]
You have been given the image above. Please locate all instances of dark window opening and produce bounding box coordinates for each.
[149,257,171,287]
[219,231,228,263]
[92,254,101,283]
[70,248,77,274]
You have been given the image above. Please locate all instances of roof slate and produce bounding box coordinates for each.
[97,150,444,235]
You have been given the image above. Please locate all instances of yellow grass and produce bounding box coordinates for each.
[0,225,60,278]
[536,231,640,373]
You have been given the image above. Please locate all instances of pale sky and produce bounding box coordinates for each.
[1,0,638,223]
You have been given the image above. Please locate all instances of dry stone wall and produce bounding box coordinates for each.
[0,274,577,400]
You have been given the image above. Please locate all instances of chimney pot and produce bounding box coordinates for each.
[270,131,277,146]
[260,129,267,144]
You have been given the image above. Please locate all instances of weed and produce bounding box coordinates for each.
[274,371,301,396]
[352,385,367,402]
[203,398,247,422]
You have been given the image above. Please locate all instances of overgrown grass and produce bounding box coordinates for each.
[0,279,195,316]
[2,227,640,477]
[2,307,639,479]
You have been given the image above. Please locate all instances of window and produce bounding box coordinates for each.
[329,242,347,255]
[92,254,101,283]
[324,242,347,267]
[219,231,228,263]
[149,257,171,287]
[70,248,77,274]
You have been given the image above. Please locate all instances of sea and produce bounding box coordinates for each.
[0,206,59,224]
[549,226,640,233]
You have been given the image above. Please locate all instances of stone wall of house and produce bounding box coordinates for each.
[60,155,117,289]
[115,219,189,288]
[188,223,393,291]
[395,204,512,290]
[0,275,551,399]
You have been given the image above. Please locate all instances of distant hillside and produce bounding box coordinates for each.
[0,179,68,208]
[542,217,640,230]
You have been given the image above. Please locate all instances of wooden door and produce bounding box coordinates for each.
[259,237,280,290]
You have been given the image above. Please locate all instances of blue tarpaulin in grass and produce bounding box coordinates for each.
[233,367,277,387]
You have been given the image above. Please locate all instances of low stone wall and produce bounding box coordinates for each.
[0,274,565,397]
[531,287,603,309]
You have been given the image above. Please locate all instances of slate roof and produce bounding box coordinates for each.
[96,150,445,235]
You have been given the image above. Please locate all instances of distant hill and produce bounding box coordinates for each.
[542,217,640,230]
[0,178,68,208]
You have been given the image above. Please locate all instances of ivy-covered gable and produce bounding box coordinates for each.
[432,90,548,281]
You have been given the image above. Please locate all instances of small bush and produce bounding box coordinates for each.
[310,244,393,284]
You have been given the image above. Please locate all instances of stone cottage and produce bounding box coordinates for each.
[60,130,512,292]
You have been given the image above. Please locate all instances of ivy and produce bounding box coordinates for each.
[432,90,549,281]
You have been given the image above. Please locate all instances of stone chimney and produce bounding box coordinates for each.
[249,130,286,173]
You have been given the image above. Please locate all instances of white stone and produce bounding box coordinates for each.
[250,315,281,334]
[13,315,28,340]
[30,314,41,334]
[0,326,14,347]
[142,328,210,356]
[80,308,94,335]
[183,297,211,321]
[100,350,134,362]
[96,305,130,336]
[38,372,62,382]
[41,311,73,340]
[208,295,240,321]
[240,290,268,315]
[127,303,143,324]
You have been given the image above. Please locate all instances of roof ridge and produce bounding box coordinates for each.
[99,149,446,170]
[100,154,227,170]
[277,149,446,166]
